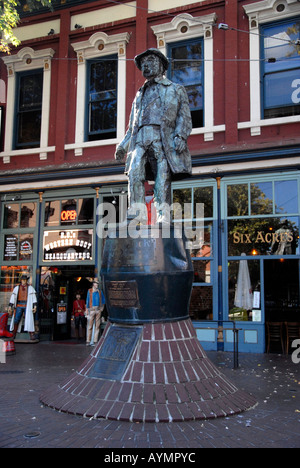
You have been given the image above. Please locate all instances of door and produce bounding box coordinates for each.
[39,266,94,341]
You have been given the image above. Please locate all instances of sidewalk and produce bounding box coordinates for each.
[0,341,299,448]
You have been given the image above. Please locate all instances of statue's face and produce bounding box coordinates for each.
[140,54,163,79]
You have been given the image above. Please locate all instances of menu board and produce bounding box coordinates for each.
[4,235,18,261]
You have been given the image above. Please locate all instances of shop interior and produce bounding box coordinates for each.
[39,266,95,341]
[264,259,300,353]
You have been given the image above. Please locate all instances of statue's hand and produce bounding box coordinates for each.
[115,146,126,161]
[174,136,186,153]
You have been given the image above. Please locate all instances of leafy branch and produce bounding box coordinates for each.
[0,0,52,53]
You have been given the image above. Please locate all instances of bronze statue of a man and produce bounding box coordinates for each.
[115,48,192,223]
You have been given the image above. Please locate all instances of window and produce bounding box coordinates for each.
[168,39,204,128]
[15,71,43,149]
[2,47,54,163]
[3,202,37,229]
[152,13,224,142]
[262,18,300,119]
[226,177,300,257]
[44,198,94,227]
[71,31,130,154]
[172,183,216,320]
[87,56,117,141]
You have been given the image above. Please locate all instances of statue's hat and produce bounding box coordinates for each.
[135,48,169,72]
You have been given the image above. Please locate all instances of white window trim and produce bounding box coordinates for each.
[1,47,55,164]
[151,13,225,142]
[69,31,130,156]
[242,0,300,136]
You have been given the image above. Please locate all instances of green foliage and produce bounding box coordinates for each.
[0,0,52,53]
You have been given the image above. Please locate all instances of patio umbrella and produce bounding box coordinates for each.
[234,253,253,310]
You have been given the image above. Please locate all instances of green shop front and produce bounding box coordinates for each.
[0,186,125,341]
[172,171,300,354]
[0,171,299,352]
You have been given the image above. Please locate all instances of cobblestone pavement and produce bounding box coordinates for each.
[0,341,299,448]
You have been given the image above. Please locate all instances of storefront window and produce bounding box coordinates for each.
[173,183,215,321]
[0,266,33,311]
[3,234,34,262]
[3,202,37,229]
[226,175,300,328]
[275,180,298,214]
[250,182,273,215]
[228,260,261,322]
[189,286,213,320]
[227,184,249,217]
[44,198,94,227]
[228,217,299,257]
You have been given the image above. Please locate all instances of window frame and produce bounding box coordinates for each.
[242,0,300,136]
[167,37,204,129]
[70,31,130,156]
[14,69,44,150]
[152,12,225,142]
[1,47,55,163]
[86,55,118,142]
[260,17,300,120]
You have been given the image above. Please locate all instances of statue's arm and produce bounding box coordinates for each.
[174,86,192,152]
[115,100,136,160]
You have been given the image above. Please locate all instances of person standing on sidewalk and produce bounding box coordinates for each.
[86,279,104,346]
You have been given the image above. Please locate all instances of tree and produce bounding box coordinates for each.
[0,0,52,53]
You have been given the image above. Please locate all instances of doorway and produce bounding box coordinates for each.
[264,259,300,352]
[39,266,94,341]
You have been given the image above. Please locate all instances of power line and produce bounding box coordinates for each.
[104,0,300,48]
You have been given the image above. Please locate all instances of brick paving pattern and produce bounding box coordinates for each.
[0,340,299,448]
[40,320,256,423]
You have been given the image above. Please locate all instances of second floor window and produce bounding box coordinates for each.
[168,38,204,128]
[87,56,118,141]
[262,18,300,119]
[15,70,43,149]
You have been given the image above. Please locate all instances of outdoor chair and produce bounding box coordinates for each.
[285,322,300,355]
[266,322,284,354]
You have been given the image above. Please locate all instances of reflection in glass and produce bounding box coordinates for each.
[227,184,249,217]
[275,180,298,214]
[228,217,299,256]
[3,204,19,229]
[78,198,94,225]
[169,40,204,128]
[44,200,60,227]
[88,57,117,140]
[185,222,212,258]
[194,186,213,218]
[173,188,192,219]
[250,182,273,215]
[21,203,36,228]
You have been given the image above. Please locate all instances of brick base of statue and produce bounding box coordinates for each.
[40,319,257,422]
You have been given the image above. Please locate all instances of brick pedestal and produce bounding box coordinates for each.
[40,319,257,422]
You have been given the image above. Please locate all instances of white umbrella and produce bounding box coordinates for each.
[234,253,253,310]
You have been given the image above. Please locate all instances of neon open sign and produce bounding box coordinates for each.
[61,210,77,222]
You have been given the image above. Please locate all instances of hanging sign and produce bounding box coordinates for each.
[43,229,93,262]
